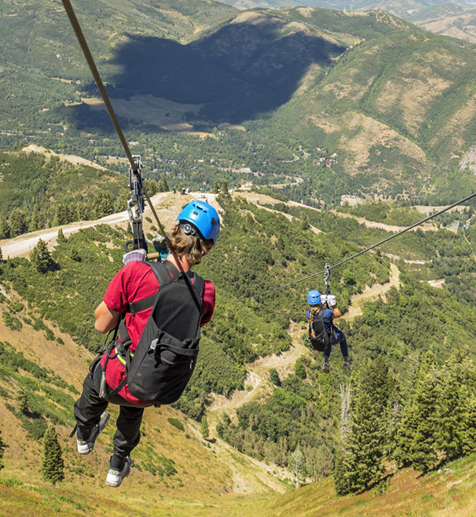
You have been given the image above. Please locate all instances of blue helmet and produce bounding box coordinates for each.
[307,290,321,306]
[177,200,220,244]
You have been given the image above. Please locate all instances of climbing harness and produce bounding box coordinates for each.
[256,190,476,299]
[61,0,167,254]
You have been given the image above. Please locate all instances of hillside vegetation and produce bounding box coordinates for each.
[2,194,476,515]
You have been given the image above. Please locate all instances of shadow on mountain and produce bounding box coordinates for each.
[90,17,345,126]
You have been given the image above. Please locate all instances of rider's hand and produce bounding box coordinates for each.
[327,295,336,307]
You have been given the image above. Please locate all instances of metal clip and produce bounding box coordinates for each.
[324,263,331,295]
[99,371,106,398]
[150,338,158,351]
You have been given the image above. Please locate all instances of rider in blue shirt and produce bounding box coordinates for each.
[306,290,349,373]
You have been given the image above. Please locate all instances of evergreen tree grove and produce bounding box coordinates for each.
[41,425,64,485]
[0,430,7,471]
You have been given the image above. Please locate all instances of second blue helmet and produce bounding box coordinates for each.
[307,290,321,306]
[177,200,220,244]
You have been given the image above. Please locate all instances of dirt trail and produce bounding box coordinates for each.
[343,263,401,321]
[329,210,438,233]
[205,321,309,492]
[22,144,108,170]
[0,192,170,259]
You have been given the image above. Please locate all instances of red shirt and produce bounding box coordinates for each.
[101,261,215,405]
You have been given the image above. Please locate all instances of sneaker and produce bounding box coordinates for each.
[106,456,132,488]
[77,411,110,455]
[343,361,350,370]
[322,362,330,374]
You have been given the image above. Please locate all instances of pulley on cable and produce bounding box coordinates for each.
[124,156,170,261]
[125,155,147,253]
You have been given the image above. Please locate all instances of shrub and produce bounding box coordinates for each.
[167,418,184,432]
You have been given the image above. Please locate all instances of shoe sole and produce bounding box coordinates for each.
[106,463,131,488]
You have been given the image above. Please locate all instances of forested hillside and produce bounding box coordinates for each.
[2,193,476,511]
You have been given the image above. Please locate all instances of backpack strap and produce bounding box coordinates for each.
[115,260,205,363]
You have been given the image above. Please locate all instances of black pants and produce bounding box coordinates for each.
[73,360,146,459]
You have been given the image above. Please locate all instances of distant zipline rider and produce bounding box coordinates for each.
[72,201,220,488]
[306,265,349,373]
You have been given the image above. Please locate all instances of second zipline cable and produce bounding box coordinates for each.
[255,190,476,299]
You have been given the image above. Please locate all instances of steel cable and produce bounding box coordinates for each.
[255,190,476,299]
[61,0,167,238]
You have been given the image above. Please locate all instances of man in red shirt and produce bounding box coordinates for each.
[73,200,220,487]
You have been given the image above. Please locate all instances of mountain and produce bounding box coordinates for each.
[3,2,476,208]
[210,0,476,47]
[407,3,476,43]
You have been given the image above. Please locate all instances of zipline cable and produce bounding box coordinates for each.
[61,0,166,240]
[256,190,476,299]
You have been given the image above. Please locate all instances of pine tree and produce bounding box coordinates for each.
[437,351,476,461]
[9,208,28,237]
[57,228,67,244]
[269,368,281,386]
[41,425,64,485]
[0,430,7,471]
[212,181,220,194]
[200,415,209,439]
[334,448,353,496]
[295,358,306,379]
[93,192,113,218]
[55,204,72,226]
[385,376,403,457]
[334,384,354,496]
[221,180,229,195]
[396,356,440,472]
[346,389,384,491]
[70,247,81,262]
[30,238,52,273]
[410,371,440,472]
[30,209,46,232]
[0,247,3,262]
[161,174,169,192]
[17,387,29,414]
[300,212,309,231]
[0,217,9,239]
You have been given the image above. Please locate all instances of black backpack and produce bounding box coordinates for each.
[308,307,330,352]
[101,261,205,405]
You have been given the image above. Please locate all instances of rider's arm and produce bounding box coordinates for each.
[200,280,216,327]
[96,263,134,334]
[94,301,121,334]
[332,307,342,319]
